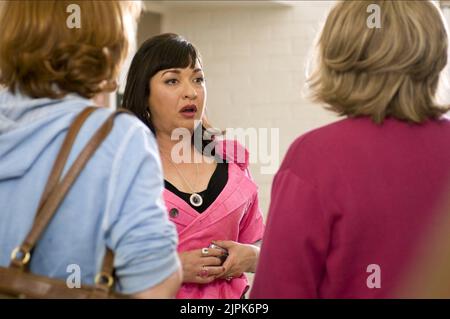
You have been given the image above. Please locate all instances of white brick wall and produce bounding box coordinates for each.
[161,1,340,218]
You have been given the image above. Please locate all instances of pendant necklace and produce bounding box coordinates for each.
[162,153,203,207]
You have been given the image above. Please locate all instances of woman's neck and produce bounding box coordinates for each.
[156,132,181,155]
[156,131,200,163]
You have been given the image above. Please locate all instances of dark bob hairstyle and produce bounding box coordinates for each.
[121,33,201,134]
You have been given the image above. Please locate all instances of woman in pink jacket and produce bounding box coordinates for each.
[121,33,265,299]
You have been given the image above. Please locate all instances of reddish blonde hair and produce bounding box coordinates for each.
[0,1,141,99]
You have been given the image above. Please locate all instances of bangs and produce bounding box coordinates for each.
[153,39,199,73]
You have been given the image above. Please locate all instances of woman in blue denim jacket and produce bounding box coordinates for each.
[0,1,181,298]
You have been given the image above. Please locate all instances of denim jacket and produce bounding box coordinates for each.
[0,90,180,294]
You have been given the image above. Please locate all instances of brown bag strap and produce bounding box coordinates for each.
[9,107,98,269]
[10,108,132,291]
[36,107,97,214]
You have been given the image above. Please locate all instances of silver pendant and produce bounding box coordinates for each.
[190,193,203,207]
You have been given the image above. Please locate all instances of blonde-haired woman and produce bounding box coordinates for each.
[0,1,181,298]
[252,0,450,298]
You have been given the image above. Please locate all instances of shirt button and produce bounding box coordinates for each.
[169,208,179,218]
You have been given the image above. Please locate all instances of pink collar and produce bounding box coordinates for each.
[163,162,257,236]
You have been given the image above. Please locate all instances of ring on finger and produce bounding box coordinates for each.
[199,266,208,278]
[201,247,209,257]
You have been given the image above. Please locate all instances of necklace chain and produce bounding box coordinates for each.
[161,152,199,194]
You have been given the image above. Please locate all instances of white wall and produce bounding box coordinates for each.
[160,1,339,217]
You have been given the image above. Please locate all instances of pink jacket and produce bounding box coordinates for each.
[163,140,265,299]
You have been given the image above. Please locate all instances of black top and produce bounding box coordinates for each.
[164,162,229,213]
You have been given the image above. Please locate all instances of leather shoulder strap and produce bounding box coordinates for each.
[10,108,132,270]
[36,107,97,215]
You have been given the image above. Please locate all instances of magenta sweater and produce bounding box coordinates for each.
[251,116,450,298]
